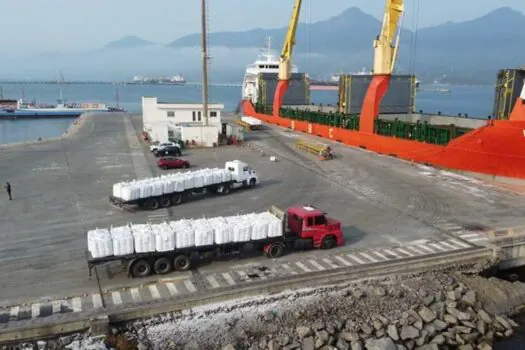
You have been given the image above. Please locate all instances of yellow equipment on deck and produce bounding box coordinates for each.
[296,138,333,160]
[233,118,263,131]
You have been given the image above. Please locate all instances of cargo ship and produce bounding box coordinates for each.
[130,74,186,85]
[242,0,525,181]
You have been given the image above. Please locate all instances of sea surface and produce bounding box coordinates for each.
[0,83,494,145]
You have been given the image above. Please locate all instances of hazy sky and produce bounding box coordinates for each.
[1,0,524,53]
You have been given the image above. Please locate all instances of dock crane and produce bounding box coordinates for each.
[509,79,525,121]
[273,0,303,118]
[359,0,404,134]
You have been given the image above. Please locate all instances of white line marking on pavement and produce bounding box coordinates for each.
[149,285,161,299]
[112,291,122,305]
[166,283,179,295]
[359,252,378,263]
[439,241,459,250]
[92,294,103,309]
[9,306,19,318]
[468,237,489,242]
[282,264,298,274]
[383,249,401,258]
[429,243,447,251]
[207,275,221,288]
[405,246,425,255]
[448,239,471,248]
[31,304,40,318]
[237,270,249,280]
[130,288,142,302]
[296,261,312,272]
[417,245,435,253]
[346,254,366,264]
[184,280,197,293]
[370,251,389,261]
[322,258,339,269]
[459,233,482,238]
[222,272,237,285]
[309,260,326,271]
[396,248,414,257]
[72,297,82,313]
[334,255,353,266]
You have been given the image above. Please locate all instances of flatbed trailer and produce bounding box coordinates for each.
[86,205,345,278]
[110,160,259,211]
[234,118,263,130]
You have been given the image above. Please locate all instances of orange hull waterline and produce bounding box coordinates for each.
[242,100,525,180]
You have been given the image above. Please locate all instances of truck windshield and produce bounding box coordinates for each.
[314,215,327,225]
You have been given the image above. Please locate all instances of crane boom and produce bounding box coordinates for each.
[272,0,303,117]
[359,0,405,134]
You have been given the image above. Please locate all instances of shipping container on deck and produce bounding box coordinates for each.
[257,72,310,107]
[338,74,416,114]
[492,68,525,120]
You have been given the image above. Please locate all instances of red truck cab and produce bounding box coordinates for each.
[285,205,344,249]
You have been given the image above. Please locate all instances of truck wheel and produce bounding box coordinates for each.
[131,260,151,278]
[154,257,173,275]
[173,255,191,271]
[221,184,231,195]
[265,243,284,259]
[321,235,337,249]
[172,193,183,205]
[249,178,257,188]
[145,198,160,210]
[160,196,171,208]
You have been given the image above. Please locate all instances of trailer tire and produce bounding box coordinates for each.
[160,196,171,208]
[154,257,172,275]
[218,183,231,195]
[249,178,257,188]
[172,193,183,205]
[131,259,151,278]
[321,235,336,249]
[265,242,284,259]
[145,198,160,210]
[173,255,191,271]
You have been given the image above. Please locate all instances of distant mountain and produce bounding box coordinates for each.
[166,6,525,84]
[103,36,156,50]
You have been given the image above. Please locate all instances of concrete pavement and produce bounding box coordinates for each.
[0,112,522,310]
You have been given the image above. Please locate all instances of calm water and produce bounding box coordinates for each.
[0,83,494,145]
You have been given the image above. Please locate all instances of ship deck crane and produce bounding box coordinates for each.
[273,0,303,118]
[359,0,404,134]
[509,79,525,121]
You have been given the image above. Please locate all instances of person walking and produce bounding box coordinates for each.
[5,182,12,200]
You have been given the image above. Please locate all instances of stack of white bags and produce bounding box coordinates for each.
[112,168,233,202]
[241,116,262,126]
[87,211,283,259]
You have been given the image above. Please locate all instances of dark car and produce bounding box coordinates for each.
[154,146,181,157]
[157,157,190,170]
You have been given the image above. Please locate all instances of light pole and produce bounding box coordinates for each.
[201,0,209,126]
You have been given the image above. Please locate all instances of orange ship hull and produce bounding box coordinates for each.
[242,100,525,180]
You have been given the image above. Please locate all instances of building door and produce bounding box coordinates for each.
[221,123,227,135]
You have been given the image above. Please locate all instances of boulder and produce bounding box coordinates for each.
[447,307,471,321]
[387,325,399,341]
[432,320,448,332]
[477,341,493,350]
[461,290,476,307]
[267,340,279,350]
[418,307,436,323]
[422,295,434,306]
[361,323,374,335]
[374,287,387,297]
[415,330,429,346]
[477,320,486,335]
[429,334,445,345]
[400,325,420,340]
[457,345,474,350]
[316,331,330,344]
[340,332,360,343]
[184,340,200,350]
[351,341,364,350]
[297,326,313,339]
[477,310,492,324]
[443,314,458,325]
[336,338,349,350]
[302,337,315,350]
[373,319,384,331]
[495,316,512,330]
[460,321,476,329]
[364,337,396,350]
[283,342,301,350]
[222,344,236,350]
[423,324,437,338]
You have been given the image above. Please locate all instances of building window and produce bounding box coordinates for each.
[167,111,175,117]
[198,111,202,122]
[168,130,174,137]
[210,111,217,117]
[192,111,196,121]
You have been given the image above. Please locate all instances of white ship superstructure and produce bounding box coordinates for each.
[242,37,298,104]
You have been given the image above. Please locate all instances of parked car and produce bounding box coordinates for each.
[154,146,182,157]
[157,157,190,170]
[150,142,180,153]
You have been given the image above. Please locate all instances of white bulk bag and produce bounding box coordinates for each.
[131,223,156,253]
[193,172,204,188]
[170,219,195,248]
[152,222,176,252]
[87,228,113,258]
[183,174,194,190]
[113,183,122,198]
[110,225,134,256]
[251,219,269,240]
[192,218,214,247]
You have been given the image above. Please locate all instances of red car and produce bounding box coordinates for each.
[157,157,190,170]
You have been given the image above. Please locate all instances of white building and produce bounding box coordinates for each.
[142,97,224,147]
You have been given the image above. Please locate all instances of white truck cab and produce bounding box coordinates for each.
[225,160,259,189]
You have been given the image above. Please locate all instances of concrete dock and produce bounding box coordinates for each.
[0,112,525,324]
